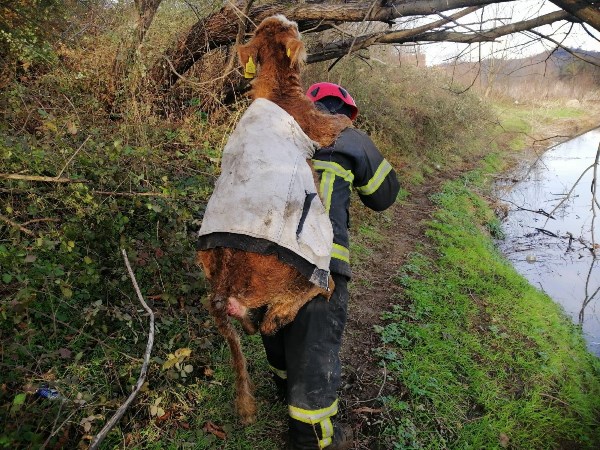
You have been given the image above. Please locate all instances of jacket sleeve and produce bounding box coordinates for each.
[334,128,400,212]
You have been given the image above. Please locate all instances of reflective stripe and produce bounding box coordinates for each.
[319,418,334,448]
[269,365,287,380]
[356,159,393,196]
[288,398,339,424]
[313,160,354,184]
[319,171,335,213]
[331,243,349,263]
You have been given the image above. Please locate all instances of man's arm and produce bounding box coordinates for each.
[336,128,400,211]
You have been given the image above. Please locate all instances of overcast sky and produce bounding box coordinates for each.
[416,1,600,65]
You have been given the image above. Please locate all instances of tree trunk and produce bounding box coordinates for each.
[550,0,600,32]
[110,0,163,110]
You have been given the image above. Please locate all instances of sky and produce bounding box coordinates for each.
[413,1,600,66]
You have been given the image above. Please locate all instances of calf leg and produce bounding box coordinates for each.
[208,293,256,424]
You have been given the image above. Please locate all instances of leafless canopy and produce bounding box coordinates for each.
[139,1,600,91]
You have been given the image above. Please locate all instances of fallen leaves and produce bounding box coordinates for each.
[203,421,227,440]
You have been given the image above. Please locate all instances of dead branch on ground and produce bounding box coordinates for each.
[89,249,155,450]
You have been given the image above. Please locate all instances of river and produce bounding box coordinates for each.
[496,128,600,357]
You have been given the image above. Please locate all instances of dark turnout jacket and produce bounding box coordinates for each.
[313,127,400,278]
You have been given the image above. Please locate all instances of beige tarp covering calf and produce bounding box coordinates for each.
[197,98,333,289]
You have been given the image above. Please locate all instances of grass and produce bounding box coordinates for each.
[375,156,600,449]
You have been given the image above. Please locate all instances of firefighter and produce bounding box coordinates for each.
[261,82,400,449]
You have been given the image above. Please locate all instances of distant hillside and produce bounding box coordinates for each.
[435,47,600,101]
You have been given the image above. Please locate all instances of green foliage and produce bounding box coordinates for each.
[376,174,600,449]
[0,82,241,447]
[0,0,66,66]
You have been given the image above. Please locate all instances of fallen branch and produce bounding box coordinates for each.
[89,249,155,450]
[21,218,61,226]
[92,190,170,198]
[0,173,78,183]
[501,198,556,219]
[56,135,91,179]
[0,215,36,236]
[590,142,599,255]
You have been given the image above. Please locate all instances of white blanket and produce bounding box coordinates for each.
[198,98,333,287]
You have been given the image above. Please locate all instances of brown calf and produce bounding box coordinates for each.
[196,15,351,425]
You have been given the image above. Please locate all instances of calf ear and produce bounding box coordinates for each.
[285,38,306,68]
[237,43,258,79]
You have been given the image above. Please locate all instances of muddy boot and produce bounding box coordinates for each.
[327,425,353,450]
[286,419,352,450]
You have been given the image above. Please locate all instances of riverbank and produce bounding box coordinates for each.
[344,100,600,448]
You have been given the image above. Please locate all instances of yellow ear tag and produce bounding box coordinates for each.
[286,48,291,58]
[244,56,256,79]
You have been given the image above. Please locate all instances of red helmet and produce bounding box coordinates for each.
[306,82,358,121]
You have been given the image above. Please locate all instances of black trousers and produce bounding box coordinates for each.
[261,273,349,449]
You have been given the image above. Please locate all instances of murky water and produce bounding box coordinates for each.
[496,128,600,356]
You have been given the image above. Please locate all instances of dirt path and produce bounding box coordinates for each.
[338,173,450,449]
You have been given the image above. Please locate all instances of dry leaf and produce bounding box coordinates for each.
[58,348,72,359]
[162,355,178,370]
[203,421,227,440]
[67,122,78,135]
[499,432,509,448]
[174,348,192,358]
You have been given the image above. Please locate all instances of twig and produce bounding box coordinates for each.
[92,190,170,198]
[0,215,35,236]
[56,135,90,179]
[355,360,387,404]
[590,142,599,256]
[89,249,155,450]
[544,164,596,227]
[534,228,559,238]
[500,198,555,219]
[20,218,60,226]
[0,174,78,183]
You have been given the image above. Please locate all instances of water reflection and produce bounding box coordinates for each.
[496,129,600,356]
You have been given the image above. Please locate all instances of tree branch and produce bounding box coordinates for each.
[550,0,600,32]
[88,249,155,450]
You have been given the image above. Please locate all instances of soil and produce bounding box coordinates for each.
[337,114,600,449]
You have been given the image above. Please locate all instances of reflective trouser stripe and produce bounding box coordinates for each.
[331,243,349,263]
[288,398,338,424]
[289,400,338,449]
[356,159,393,195]
[320,417,334,448]
[269,365,287,380]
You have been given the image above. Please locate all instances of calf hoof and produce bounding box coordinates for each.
[237,398,257,425]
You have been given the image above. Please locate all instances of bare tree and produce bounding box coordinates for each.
[143,0,599,94]
[111,0,163,108]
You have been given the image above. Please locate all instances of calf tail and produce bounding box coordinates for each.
[209,293,257,425]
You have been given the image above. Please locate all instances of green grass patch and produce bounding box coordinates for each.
[376,172,600,449]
